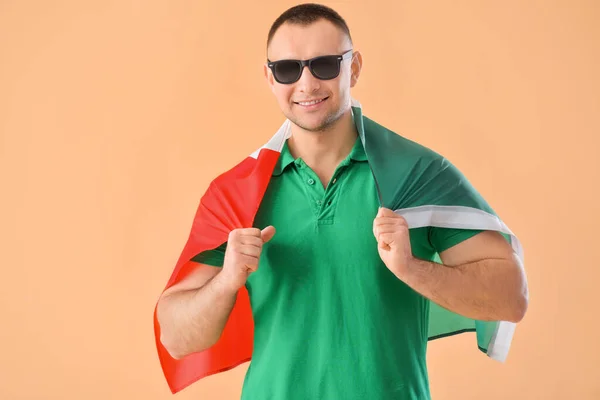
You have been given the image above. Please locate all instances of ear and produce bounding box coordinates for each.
[350,51,362,88]
[264,63,275,93]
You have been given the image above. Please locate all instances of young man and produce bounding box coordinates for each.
[155,4,528,399]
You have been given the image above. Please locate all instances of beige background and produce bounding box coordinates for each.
[1,1,599,399]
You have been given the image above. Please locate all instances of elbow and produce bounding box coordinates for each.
[161,336,216,360]
[507,284,529,323]
[159,324,209,360]
[160,333,190,360]
[157,305,216,359]
[156,298,191,360]
[160,334,184,360]
[505,256,529,323]
[508,296,528,323]
[157,317,184,360]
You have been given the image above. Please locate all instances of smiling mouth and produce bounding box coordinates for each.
[294,97,329,106]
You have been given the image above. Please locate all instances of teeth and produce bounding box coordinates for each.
[298,98,325,106]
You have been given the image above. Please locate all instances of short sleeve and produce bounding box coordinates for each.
[191,242,227,267]
[429,227,483,254]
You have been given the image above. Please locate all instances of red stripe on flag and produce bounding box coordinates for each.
[153,148,280,393]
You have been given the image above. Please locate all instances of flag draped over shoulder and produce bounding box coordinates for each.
[153,99,525,394]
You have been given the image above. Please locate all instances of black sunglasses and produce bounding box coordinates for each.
[267,49,354,84]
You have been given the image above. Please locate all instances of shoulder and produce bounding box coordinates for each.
[363,116,446,163]
[362,115,454,178]
[363,115,485,210]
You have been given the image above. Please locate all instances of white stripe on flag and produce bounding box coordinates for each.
[249,119,291,159]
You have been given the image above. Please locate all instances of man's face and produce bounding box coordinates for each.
[265,19,361,132]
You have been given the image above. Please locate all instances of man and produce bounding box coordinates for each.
[155,3,528,399]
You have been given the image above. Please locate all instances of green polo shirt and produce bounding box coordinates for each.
[192,136,481,400]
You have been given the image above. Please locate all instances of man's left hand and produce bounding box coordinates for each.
[373,207,413,279]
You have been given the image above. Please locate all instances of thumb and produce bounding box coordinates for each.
[261,226,276,243]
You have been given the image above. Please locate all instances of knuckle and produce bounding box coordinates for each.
[239,228,260,238]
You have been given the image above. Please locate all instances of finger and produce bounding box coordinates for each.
[377,232,396,247]
[242,227,263,237]
[377,207,396,217]
[373,218,406,235]
[375,225,405,236]
[374,221,408,235]
[237,244,262,258]
[231,228,262,239]
[374,217,406,227]
[374,226,406,244]
[375,213,406,222]
[239,235,264,248]
[243,255,259,272]
[261,226,276,243]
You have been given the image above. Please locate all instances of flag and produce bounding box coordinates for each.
[153,99,524,394]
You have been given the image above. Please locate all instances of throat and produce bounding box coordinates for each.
[312,166,338,189]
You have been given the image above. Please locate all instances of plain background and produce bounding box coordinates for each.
[1,1,599,399]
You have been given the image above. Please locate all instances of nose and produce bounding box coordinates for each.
[296,65,321,93]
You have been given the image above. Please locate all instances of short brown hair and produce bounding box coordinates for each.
[266,3,353,51]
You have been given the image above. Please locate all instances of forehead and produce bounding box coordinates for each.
[268,19,351,61]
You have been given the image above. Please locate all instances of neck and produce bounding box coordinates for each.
[287,108,358,171]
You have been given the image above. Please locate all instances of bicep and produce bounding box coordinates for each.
[437,230,515,267]
[161,242,228,297]
[161,262,222,297]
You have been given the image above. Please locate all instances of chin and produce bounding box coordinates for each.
[291,117,333,132]
[289,111,341,132]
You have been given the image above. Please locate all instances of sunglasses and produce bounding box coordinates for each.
[267,49,354,84]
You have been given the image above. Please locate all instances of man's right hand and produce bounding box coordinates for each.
[220,226,276,292]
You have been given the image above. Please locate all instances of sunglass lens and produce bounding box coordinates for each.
[311,56,339,80]
[273,60,301,83]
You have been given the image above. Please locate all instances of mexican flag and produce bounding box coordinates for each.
[153,99,524,394]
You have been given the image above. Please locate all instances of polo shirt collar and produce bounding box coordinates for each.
[272,135,367,176]
[348,135,367,162]
[272,140,296,176]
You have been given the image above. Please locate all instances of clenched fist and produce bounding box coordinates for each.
[220,226,276,292]
[373,207,413,279]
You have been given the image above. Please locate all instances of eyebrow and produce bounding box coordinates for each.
[267,51,347,62]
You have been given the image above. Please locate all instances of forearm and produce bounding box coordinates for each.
[157,271,238,359]
[401,255,528,323]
